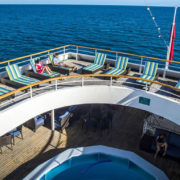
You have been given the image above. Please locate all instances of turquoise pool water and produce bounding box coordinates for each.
[40,153,156,180]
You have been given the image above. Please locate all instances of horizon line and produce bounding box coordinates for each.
[0,4,178,7]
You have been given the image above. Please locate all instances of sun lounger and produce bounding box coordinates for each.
[25,58,60,80]
[105,56,129,76]
[48,54,73,75]
[82,53,107,74]
[136,61,158,86]
[1,64,39,88]
[175,80,180,89]
[0,86,14,102]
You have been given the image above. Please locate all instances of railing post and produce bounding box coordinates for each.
[95,49,97,55]
[51,109,55,131]
[81,77,84,87]
[76,46,78,60]
[55,80,58,90]
[145,82,148,91]
[139,57,143,73]
[110,76,113,86]
[116,53,118,61]
[163,68,166,78]
[8,62,10,66]
[64,47,66,54]
[30,86,33,98]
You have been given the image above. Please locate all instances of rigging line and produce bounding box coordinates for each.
[144,0,168,48]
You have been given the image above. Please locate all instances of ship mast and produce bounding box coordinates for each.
[163,7,178,78]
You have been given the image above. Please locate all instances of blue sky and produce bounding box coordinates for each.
[0,0,179,6]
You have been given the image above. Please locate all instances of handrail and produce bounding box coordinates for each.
[0,44,71,65]
[70,44,180,64]
[0,44,180,66]
[0,74,179,100]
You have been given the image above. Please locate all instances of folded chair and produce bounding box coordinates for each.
[48,54,73,75]
[82,53,107,74]
[136,61,158,86]
[1,64,39,88]
[25,58,60,80]
[105,56,129,76]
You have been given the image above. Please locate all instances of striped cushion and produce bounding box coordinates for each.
[83,64,102,71]
[30,59,37,73]
[175,81,180,89]
[115,56,128,70]
[0,87,11,96]
[106,68,125,75]
[137,74,155,85]
[143,62,158,76]
[12,75,39,85]
[6,64,22,80]
[49,54,55,66]
[94,53,106,66]
[40,71,59,77]
[106,56,128,75]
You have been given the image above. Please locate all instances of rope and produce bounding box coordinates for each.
[144,0,168,48]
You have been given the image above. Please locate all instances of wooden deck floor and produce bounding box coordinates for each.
[0,105,180,180]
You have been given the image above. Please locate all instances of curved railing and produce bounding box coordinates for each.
[0,74,179,110]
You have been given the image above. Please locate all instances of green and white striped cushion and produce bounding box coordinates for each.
[83,64,102,71]
[176,81,180,89]
[30,59,38,73]
[12,75,39,85]
[143,62,158,77]
[0,87,11,96]
[137,74,155,85]
[40,71,59,77]
[49,54,55,66]
[94,53,106,66]
[6,64,22,80]
[106,56,128,75]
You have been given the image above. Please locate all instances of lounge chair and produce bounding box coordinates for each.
[48,54,73,75]
[0,86,14,102]
[175,80,180,89]
[105,56,129,77]
[82,53,107,74]
[1,64,39,88]
[136,61,158,86]
[25,58,60,80]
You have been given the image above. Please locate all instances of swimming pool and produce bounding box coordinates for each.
[24,146,169,180]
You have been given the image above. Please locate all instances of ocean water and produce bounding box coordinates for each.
[0,5,180,63]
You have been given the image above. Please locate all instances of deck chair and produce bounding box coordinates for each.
[82,53,107,74]
[105,56,129,76]
[0,86,14,102]
[136,61,158,86]
[175,80,180,89]
[25,59,60,80]
[48,54,73,75]
[1,64,39,88]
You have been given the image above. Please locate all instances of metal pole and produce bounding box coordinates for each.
[110,76,112,86]
[51,109,55,131]
[30,87,33,98]
[116,53,118,61]
[163,7,178,78]
[55,80,58,90]
[81,77,84,87]
[64,47,66,54]
[76,46,78,60]
[139,57,143,73]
